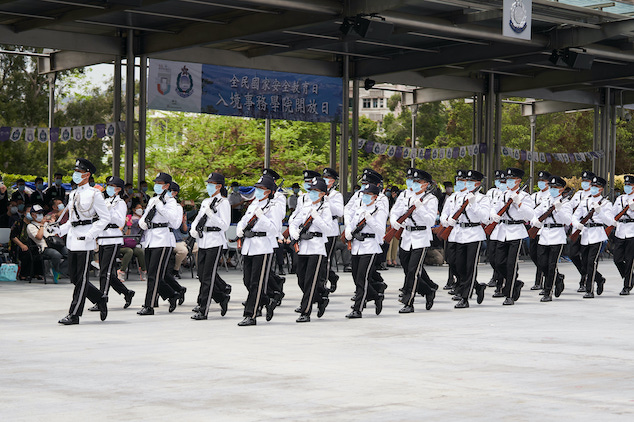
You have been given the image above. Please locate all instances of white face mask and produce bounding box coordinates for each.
[135,208,144,216]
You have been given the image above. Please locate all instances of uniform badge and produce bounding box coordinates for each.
[509,0,528,34]
[176,66,193,98]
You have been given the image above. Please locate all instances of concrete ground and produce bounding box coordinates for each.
[1,259,633,421]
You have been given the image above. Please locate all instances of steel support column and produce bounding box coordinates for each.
[485,74,495,190]
[47,72,56,184]
[340,56,349,196]
[124,30,135,184]
[264,118,271,168]
[476,93,484,173]
[113,56,122,177]
[529,115,536,193]
[411,105,418,168]
[351,79,359,186]
[593,105,600,174]
[610,102,617,199]
[494,92,502,175]
[138,54,147,187]
[330,122,337,169]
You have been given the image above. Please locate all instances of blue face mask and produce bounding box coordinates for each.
[206,183,217,197]
[153,184,164,195]
[293,188,300,194]
[35,214,43,222]
[405,179,414,190]
[166,191,173,199]
[466,181,476,191]
[538,181,547,191]
[499,182,508,192]
[495,180,501,189]
[57,203,64,211]
[455,180,465,191]
[106,186,116,197]
[303,182,311,191]
[54,179,62,186]
[36,183,44,190]
[18,185,25,192]
[590,186,600,196]
[72,171,84,184]
[549,187,560,198]
[308,190,321,202]
[255,187,266,200]
[362,194,373,205]
[18,203,25,211]
[26,213,33,221]
[411,181,422,192]
[141,186,148,192]
[581,181,590,190]
[625,185,633,195]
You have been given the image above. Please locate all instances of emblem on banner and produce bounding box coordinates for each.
[176,66,194,98]
[157,65,171,95]
[61,127,71,142]
[509,0,528,34]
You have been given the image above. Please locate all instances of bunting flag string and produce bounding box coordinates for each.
[358,138,487,161]
[501,146,604,164]
[0,121,124,143]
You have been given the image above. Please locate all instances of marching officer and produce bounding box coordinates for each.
[612,175,634,295]
[442,170,490,309]
[530,176,572,302]
[569,170,595,292]
[236,175,284,326]
[571,176,614,298]
[489,168,535,305]
[391,168,438,313]
[486,170,504,290]
[344,184,388,319]
[90,176,135,311]
[137,172,182,315]
[323,167,344,293]
[57,158,110,325]
[289,177,332,322]
[444,169,467,292]
[190,173,231,320]
[528,171,551,291]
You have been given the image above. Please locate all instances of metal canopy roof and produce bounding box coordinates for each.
[2,0,634,104]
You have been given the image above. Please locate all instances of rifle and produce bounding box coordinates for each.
[292,215,315,253]
[195,197,219,238]
[236,214,258,249]
[437,185,481,241]
[138,188,168,237]
[384,183,436,244]
[606,202,631,236]
[483,183,529,236]
[340,217,366,251]
[569,196,610,242]
[527,189,575,239]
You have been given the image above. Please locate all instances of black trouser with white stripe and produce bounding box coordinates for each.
[445,241,458,285]
[144,247,177,308]
[399,247,435,306]
[612,237,634,289]
[196,246,227,316]
[529,235,544,287]
[487,240,503,290]
[297,254,327,316]
[569,237,585,279]
[243,254,272,318]
[326,236,338,283]
[455,241,482,300]
[98,244,130,298]
[351,254,380,312]
[495,239,522,299]
[581,242,603,293]
[537,244,564,296]
[68,250,103,317]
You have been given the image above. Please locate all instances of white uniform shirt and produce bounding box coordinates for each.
[613,193,634,239]
[570,189,592,211]
[140,195,182,249]
[441,190,490,244]
[190,194,231,249]
[325,189,344,237]
[346,202,387,255]
[98,195,127,246]
[289,198,332,256]
[390,189,438,249]
[237,197,284,256]
[534,195,573,246]
[345,190,389,239]
[489,189,535,241]
[530,189,551,210]
[572,196,614,245]
[59,184,111,251]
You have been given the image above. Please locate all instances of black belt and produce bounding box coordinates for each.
[202,226,221,232]
[105,223,119,229]
[619,218,634,223]
[406,226,428,231]
[353,232,375,241]
[458,223,480,228]
[148,222,169,229]
[587,223,603,228]
[501,219,524,225]
[543,223,564,228]
[299,232,323,240]
[332,216,338,220]
[71,217,99,227]
[244,230,266,238]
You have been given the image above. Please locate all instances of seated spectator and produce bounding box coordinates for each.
[31,177,46,207]
[26,204,68,283]
[46,199,67,223]
[10,206,43,280]
[118,203,147,281]
[11,178,30,205]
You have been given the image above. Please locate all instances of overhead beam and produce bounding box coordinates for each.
[550,17,634,50]
[505,88,601,105]
[374,71,485,93]
[403,87,476,105]
[0,25,122,55]
[149,46,340,77]
[521,101,593,116]
[42,50,115,74]
[235,0,341,14]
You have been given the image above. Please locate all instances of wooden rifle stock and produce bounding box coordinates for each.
[237,214,258,249]
[343,217,367,250]
[484,184,528,236]
[527,190,575,239]
[384,185,436,243]
[292,215,315,253]
[605,204,629,236]
[438,199,469,241]
[569,197,608,242]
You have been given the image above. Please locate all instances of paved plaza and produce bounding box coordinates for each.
[1,260,633,421]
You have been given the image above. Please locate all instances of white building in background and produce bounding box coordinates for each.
[351,83,411,129]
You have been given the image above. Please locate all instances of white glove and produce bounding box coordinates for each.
[465,192,476,204]
[138,219,148,230]
[553,202,562,212]
[592,202,602,212]
[82,232,95,242]
[236,226,244,238]
[344,227,353,241]
[573,222,584,231]
[289,228,300,241]
[189,229,198,239]
[414,199,424,209]
[530,218,543,228]
[447,217,457,227]
[49,226,61,236]
[510,192,521,204]
[364,211,373,220]
[491,214,501,223]
[391,221,403,231]
[628,198,634,208]
[310,209,319,219]
[254,207,264,218]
